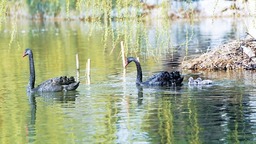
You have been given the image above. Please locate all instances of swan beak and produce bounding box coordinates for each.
[23,53,28,57]
[124,60,129,68]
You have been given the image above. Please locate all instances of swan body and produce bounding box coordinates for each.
[125,57,183,86]
[23,48,80,92]
[188,77,213,85]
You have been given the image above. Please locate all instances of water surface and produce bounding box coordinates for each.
[0,18,256,143]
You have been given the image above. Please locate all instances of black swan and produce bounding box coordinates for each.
[188,77,213,85]
[125,57,183,86]
[23,48,80,92]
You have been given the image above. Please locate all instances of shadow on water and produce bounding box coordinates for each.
[26,91,79,143]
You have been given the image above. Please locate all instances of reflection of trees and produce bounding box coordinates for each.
[133,84,256,143]
[185,86,256,143]
[139,90,201,143]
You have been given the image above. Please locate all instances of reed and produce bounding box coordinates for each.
[120,41,127,79]
[121,41,126,68]
[76,53,80,81]
[76,53,79,70]
[86,59,91,85]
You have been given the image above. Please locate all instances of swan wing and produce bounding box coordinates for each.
[35,76,79,92]
[201,80,213,85]
[144,71,171,86]
[169,71,184,86]
[143,71,184,86]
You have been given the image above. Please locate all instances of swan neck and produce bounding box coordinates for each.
[28,52,35,89]
[134,59,142,84]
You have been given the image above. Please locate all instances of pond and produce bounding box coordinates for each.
[1,17,256,143]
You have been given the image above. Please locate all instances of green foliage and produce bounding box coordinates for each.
[26,0,63,18]
[0,0,7,30]
[1,0,146,20]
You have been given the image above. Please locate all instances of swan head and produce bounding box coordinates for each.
[125,57,138,67]
[188,77,194,84]
[196,77,202,81]
[23,48,32,57]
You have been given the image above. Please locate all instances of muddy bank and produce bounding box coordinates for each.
[182,36,256,70]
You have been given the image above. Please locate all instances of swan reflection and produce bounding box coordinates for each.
[26,91,79,143]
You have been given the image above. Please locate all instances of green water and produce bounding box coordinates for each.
[1,18,256,143]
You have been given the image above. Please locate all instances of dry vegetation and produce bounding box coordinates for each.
[182,35,256,70]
